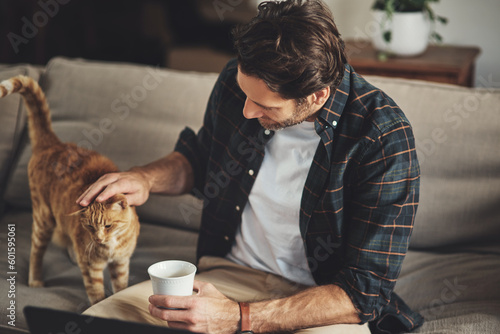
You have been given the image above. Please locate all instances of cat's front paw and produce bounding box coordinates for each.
[29,279,44,288]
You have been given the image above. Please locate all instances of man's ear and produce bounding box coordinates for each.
[312,86,330,106]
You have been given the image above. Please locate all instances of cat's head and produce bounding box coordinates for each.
[70,194,133,245]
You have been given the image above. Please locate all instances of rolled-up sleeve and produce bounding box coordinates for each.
[334,119,420,323]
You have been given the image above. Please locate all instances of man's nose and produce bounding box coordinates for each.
[242,98,264,119]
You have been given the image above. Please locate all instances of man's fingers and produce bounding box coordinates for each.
[148,291,238,333]
[148,300,193,322]
[149,295,191,310]
[76,173,119,206]
[148,305,203,334]
[77,185,103,206]
[77,184,108,206]
[95,183,119,203]
[76,188,90,205]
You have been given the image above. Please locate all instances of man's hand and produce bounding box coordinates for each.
[148,280,360,333]
[148,281,240,334]
[76,169,151,207]
[76,151,194,207]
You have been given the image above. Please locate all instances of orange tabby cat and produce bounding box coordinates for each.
[0,75,140,305]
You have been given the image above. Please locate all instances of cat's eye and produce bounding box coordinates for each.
[105,225,112,229]
[87,225,94,230]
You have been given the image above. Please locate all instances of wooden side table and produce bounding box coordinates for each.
[345,40,481,87]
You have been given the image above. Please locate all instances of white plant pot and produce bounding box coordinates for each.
[371,10,431,57]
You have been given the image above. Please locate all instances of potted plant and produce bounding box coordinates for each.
[371,0,448,57]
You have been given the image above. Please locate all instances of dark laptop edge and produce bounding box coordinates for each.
[24,306,197,334]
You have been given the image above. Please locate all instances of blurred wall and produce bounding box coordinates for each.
[325,0,500,88]
[0,0,236,67]
[2,0,499,88]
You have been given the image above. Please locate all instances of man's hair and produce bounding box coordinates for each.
[232,0,347,101]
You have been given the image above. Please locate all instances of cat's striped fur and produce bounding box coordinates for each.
[1,75,140,305]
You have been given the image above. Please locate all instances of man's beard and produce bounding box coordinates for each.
[258,100,313,131]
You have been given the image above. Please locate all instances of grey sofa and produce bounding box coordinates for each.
[0,57,499,334]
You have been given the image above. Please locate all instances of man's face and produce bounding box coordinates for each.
[236,68,318,131]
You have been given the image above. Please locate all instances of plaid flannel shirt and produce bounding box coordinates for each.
[175,59,423,333]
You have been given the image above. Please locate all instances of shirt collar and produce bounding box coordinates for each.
[315,64,351,132]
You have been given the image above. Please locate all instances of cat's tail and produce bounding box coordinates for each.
[0,75,60,151]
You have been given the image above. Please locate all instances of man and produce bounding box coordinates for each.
[79,1,423,333]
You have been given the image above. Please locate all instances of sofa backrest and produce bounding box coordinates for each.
[1,57,499,250]
[366,76,500,250]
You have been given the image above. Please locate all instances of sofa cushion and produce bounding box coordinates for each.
[395,250,500,333]
[0,65,42,206]
[3,57,215,230]
[365,76,500,249]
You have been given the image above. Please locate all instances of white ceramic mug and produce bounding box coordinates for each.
[148,260,197,296]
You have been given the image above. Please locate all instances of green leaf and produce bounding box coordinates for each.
[431,32,443,43]
[424,3,436,20]
[383,31,392,43]
[437,16,448,24]
[377,51,389,62]
[372,0,386,10]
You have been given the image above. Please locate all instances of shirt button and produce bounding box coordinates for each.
[264,129,271,136]
[332,120,338,127]
[235,205,241,211]
[224,235,230,241]
[248,169,255,176]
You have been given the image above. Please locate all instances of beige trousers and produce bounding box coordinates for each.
[84,256,370,333]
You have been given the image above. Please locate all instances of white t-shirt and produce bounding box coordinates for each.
[226,120,320,286]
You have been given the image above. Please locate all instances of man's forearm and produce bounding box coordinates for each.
[250,284,360,333]
[132,151,194,196]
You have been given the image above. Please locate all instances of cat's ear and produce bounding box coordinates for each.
[67,207,86,216]
[108,194,128,211]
